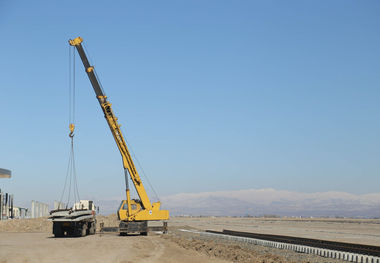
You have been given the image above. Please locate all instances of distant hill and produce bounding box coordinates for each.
[95,188,380,218]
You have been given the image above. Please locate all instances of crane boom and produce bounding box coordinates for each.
[69,37,168,223]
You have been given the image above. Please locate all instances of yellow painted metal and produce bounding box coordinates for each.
[71,37,169,223]
[99,100,163,216]
[69,123,75,137]
[117,200,169,221]
[126,189,132,217]
[99,90,169,222]
[69,37,83,46]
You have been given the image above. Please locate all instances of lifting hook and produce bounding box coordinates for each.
[69,123,75,138]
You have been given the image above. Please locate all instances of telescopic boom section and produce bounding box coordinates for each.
[69,37,153,211]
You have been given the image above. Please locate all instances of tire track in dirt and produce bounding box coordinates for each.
[139,237,165,263]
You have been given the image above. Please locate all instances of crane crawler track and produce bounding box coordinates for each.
[206,229,380,257]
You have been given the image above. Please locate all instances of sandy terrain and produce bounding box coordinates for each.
[0,216,378,262]
[0,232,228,263]
[169,217,380,246]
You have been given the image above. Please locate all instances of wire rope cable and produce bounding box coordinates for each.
[69,45,72,126]
[71,138,80,202]
[72,47,76,124]
[59,144,72,208]
[59,45,81,209]
[123,134,160,202]
[81,43,159,202]
[83,43,106,95]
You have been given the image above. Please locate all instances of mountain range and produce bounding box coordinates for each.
[95,188,380,218]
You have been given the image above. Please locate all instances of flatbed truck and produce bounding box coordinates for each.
[49,200,96,237]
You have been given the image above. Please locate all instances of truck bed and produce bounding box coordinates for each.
[49,209,95,222]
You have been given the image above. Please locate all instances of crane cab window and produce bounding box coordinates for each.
[122,203,137,210]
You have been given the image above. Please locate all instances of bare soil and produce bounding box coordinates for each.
[163,233,286,263]
[0,232,227,263]
[0,216,377,262]
[169,216,380,246]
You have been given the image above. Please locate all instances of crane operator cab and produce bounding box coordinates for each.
[117,199,168,235]
[117,199,142,220]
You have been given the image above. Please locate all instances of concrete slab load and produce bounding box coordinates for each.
[0,168,11,179]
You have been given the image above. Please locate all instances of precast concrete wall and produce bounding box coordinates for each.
[12,207,28,219]
[30,200,49,218]
[0,190,14,220]
[53,201,65,210]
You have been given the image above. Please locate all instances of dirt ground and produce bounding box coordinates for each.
[0,216,378,262]
[169,217,380,246]
[0,232,228,263]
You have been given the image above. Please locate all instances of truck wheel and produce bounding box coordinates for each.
[88,222,96,235]
[91,224,96,235]
[53,223,64,237]
[141,232,148,236]
[81,224,87,237]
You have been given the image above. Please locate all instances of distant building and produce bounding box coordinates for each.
[0,168,13,220]
[12,207,28,219]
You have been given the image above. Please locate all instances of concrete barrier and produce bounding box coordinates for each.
[179,229,380,263]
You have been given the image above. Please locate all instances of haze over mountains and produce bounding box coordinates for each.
[96,188,380,218]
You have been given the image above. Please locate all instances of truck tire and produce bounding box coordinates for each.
[81,224,87,237]
[87,222,96,235]
[53,223,64,237]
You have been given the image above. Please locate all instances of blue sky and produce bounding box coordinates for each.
[0,1,379,207]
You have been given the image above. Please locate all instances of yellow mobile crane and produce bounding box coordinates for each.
[69,37,169,235]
